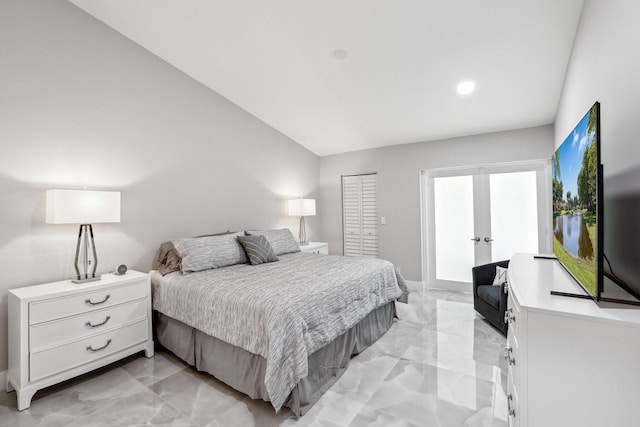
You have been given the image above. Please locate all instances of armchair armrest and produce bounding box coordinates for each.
[500,281,509,312]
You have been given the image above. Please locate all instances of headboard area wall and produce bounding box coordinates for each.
[0,0,319,374]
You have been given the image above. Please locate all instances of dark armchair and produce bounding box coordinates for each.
[472,260,510,336]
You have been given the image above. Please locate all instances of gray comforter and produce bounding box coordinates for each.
[150,252,405,411]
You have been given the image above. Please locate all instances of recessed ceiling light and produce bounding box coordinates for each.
[333,49,347,60]
[456,81,476,95]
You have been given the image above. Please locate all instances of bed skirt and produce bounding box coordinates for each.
[154,301,396,416]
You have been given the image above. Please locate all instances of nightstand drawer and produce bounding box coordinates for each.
[299,242,328,254]
[30,298,148,351]
[308,248,328,254]
[29,280,148,325]
[29,318,149,382]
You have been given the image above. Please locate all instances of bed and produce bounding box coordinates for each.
[150,229,408,416]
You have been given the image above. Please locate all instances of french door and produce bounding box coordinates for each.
[422,161,551,290]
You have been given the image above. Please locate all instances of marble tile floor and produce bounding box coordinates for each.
[1,284,508,427]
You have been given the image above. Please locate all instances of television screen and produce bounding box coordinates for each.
[552,102,603,300]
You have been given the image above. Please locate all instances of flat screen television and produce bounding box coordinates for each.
[552,101,603,301]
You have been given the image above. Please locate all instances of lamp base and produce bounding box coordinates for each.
[299,216,307,246]
[72,275,101,284]
[299,242,309,246]
[74,224,100,285]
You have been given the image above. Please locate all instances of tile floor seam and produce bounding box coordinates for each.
[131,367,206,427]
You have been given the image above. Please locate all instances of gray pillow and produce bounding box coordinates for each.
[245,229,301,255]
[172,231,247,273]
[153,231,234,276]
[237,235,279,265]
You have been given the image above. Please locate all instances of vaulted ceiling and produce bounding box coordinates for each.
[69,0,584,156]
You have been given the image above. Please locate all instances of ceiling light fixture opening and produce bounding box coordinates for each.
[333,49,347,60]
[457,80,476,95]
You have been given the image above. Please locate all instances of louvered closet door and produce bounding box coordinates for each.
[342,174,378,257]
[343,176,362,256]
[360,175,378,256]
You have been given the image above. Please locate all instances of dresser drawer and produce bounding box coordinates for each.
[507,369,520,427]
[507,321,520,351]
[29,298,148,351]
[508,360,520,406]
[29,318,149,382]
[506,333,519,387]
[507,291,521,339]
[29,280,148,325]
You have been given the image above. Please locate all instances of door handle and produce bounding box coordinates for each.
[470,237,480,242]
[484,237,493,243]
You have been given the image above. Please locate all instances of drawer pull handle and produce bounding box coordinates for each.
[507,394,516,417]
[85,316,111,328]
[504,309,516,324]
[85,294,111,305]
[86,339,112,352]
[503,346,516,366]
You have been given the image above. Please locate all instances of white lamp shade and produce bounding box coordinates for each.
[288,198,316,216]
[46,189,121,224]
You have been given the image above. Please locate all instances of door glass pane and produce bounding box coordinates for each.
[490,171,539,261]
[434,176,475,283]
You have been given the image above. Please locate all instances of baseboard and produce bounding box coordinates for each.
[0,370,6,392]
[406,280,472,294]
[406,280,425,292]
[425,282,473,293]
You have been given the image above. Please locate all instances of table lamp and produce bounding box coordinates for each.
[46,189,121,283]
[288,198,316,245]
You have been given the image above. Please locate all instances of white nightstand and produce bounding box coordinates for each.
[7,271,154,410]
[299,242,328,255]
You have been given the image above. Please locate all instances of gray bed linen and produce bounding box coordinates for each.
[395,268,409,303]
[154,302,395,416]
[150,252,403,411]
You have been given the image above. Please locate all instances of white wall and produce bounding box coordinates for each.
[0,0,319,374]
[319,125,554,281]
[555,0,640,296]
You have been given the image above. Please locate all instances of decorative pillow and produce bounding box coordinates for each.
[158,247,182,276]
[245,229,301,256]
[153,241,175,268]
[152,241,182,276]
[237,235,279,265]
[493,266,509,286]
[172,231,247,274]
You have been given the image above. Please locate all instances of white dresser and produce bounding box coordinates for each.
[7,271,154,410]
[299,242,328,255]
[505,253,640,427]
